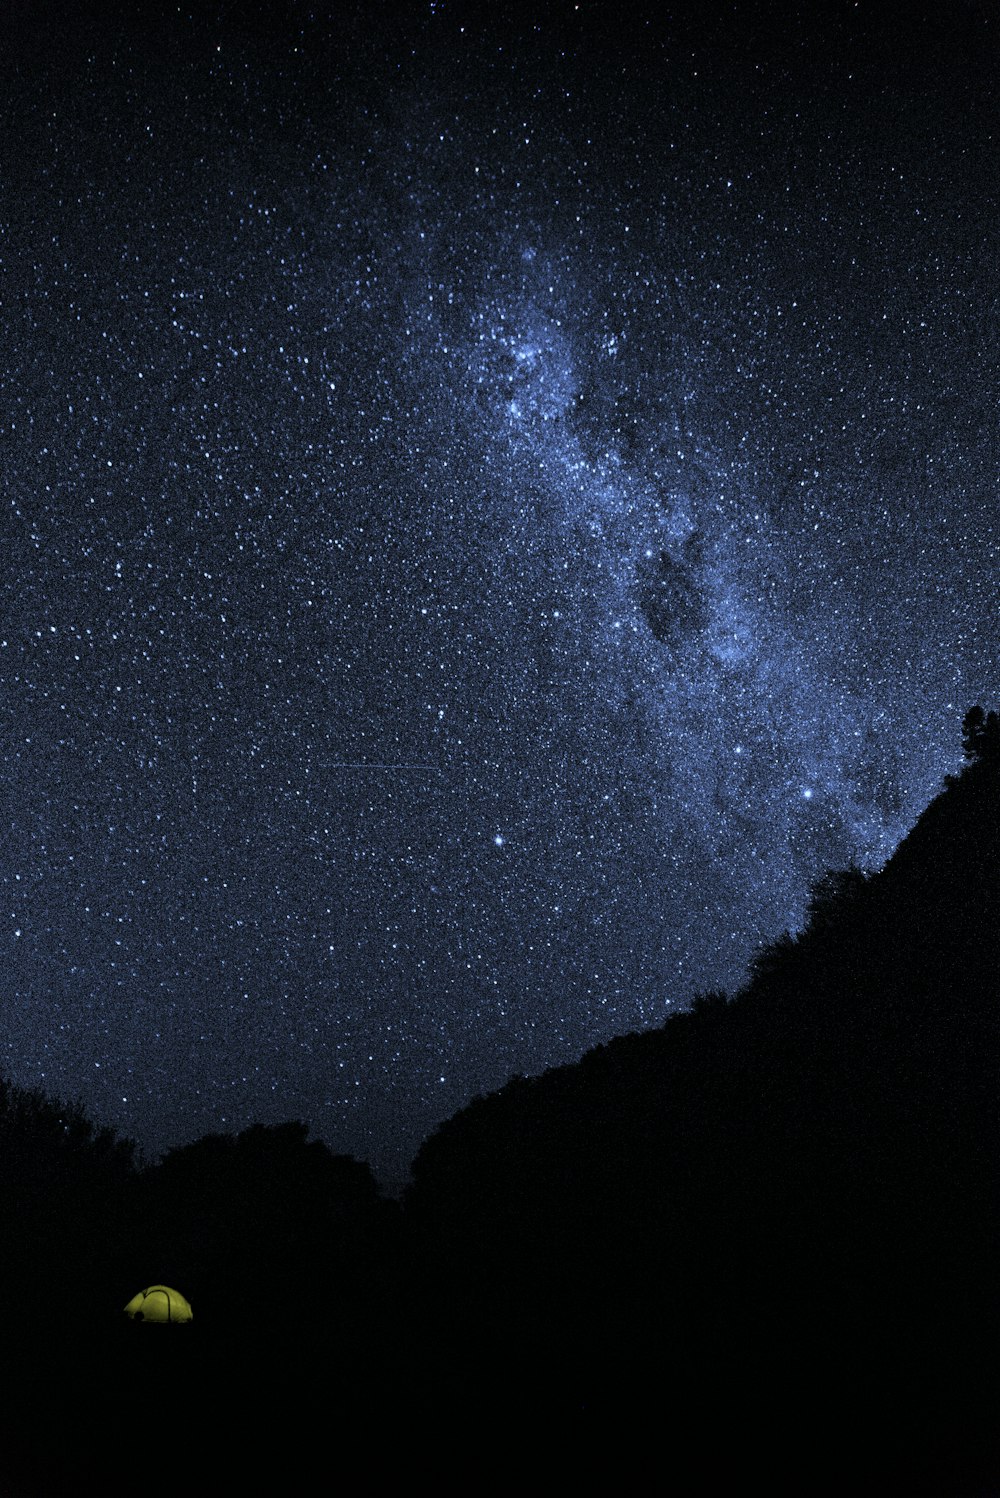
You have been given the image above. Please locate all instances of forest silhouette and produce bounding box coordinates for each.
[2,711,998,1494]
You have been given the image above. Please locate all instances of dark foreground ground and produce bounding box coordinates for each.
[3,1321,997,1496]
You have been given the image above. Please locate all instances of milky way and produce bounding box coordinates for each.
[2,2,997,1182]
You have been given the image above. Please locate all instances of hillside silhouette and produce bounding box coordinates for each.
[1,711,998,1493]
[404,722,1000,1492]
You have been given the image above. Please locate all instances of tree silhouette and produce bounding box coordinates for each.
[802,863,868,934]
[961,703,1000,764]
[0,1078,138,1317]
[132,1119,400,1356]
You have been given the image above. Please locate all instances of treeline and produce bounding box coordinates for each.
[3,712,1000,1493]
[0,1094,402,1353]
[0,1097,413,1493]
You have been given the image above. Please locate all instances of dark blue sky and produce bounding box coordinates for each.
[2,1,998,1183]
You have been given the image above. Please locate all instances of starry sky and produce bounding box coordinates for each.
[2,0,998,1184]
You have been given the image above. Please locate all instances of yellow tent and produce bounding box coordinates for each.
[124,1285,193,1323]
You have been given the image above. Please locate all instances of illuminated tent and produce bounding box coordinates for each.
[124,1285,193,1323]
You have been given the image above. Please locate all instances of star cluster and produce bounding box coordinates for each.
[2,2,997,1182]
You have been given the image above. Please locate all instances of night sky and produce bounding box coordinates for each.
[3,0,998,1185]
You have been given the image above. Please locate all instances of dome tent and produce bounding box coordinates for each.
[124,1285,193,1323]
